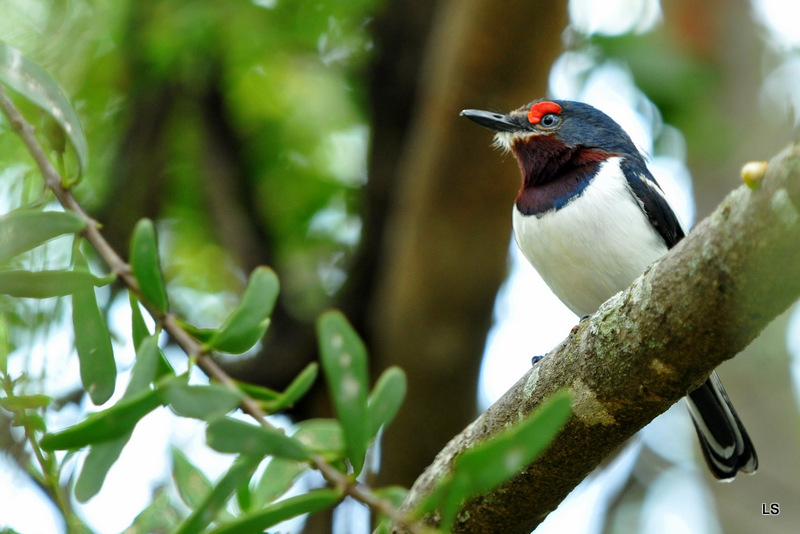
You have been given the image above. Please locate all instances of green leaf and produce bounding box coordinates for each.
[123,488,182,534]
[126,335,161,397]
[39,388,163,450]
[0,269,109,298]
[0,318,8,375]
[0,209,85,262]
[415,390,572,529]
[251,458,307,509]
[129,293,175,379]
[316,310,369,475]
[130,219,169,315]
[203,266,279,354]
[72,248,116,405]
[173,454,262,534]
[264,362,318,413]
[235,382,281,403]
[73,333,165,501]
[206,417,310,462]
[74,433,131,503]
[129,291,150,349]
[374,485,408,509]
[366,366,406,439]
[13,412,46,432]
[162,381,242,421]
[171,447,213,509]
[208,489,341,534]
[175,318,216,344]
[236,480,252,513]
[373,486,409,534]
[0,394,52,411]
[0,40,89,178]
[292,419,345,462]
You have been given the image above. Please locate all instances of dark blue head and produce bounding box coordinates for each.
[461,99,646,215]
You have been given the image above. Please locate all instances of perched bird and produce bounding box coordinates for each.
[461,99,757,480]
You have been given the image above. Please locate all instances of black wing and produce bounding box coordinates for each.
[621,157,685,249]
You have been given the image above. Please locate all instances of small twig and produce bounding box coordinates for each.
[313,455,427,533]
[0,83,424,530]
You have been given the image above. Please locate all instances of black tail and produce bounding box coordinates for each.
[685,372,758,481]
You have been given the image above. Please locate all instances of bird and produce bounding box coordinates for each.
[460,99,757,480]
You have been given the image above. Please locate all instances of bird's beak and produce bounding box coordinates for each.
[460,109,519,132]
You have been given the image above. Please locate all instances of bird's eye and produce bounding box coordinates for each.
[539,113,560,128]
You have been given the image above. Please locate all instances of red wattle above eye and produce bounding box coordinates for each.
[528,101,562,124]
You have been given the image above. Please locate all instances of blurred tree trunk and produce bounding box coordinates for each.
[357,0,568,489]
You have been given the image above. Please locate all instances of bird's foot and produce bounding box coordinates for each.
[570,314,592,335]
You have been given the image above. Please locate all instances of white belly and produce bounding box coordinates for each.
[512,158,668,316]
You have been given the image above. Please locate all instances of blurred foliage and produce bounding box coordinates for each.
[591,32,736,164]
[1,0,386,530]
[0,0,380,340]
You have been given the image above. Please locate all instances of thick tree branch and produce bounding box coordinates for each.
[396,139,800,533]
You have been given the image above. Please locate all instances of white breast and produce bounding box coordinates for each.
[512,157,668,316]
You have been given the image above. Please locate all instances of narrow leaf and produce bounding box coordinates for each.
[122,489,182,534]
[236,481,252,514]
[126,335,161,396]
[73,333,165,501]
[251,458,307,509]
[72,249,116,405]
[316,310,369,475]
[171,447,213,509]
[374,485,408,509]
[455,390,571,489]
[129,291,150,349]
[130,219,169,315]
[0,209,85,262]
[206,417,310,462]
[39,388,163,450]
[208,489,341,534]
[173,454,262,534]
[415,390,572,529]
[264,362,318,413]
[373,486,410,534]
[175,318,216,344]
[0,394,52,411]
[74,433,131,502]
[0,269,108,298]
[204,266,279,354]
[235,382,281,403]
[0,40,88,177]
[163,381,242,421]
[292,419,345,462]
[366,366,406,439]
[0,318,8,375]
[129,293,174,379]
[13,412,46,432]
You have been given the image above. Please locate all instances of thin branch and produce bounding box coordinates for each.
[395,139,800,533]
[0,85,281,431]
[0,84,424,531]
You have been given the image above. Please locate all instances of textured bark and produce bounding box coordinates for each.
[394,139,800,533]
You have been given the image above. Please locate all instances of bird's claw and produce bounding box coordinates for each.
[570,313,592,335]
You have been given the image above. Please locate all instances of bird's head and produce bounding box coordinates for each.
[461,99,644,214]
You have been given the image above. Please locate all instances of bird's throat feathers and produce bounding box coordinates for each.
[511,134,614,216]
